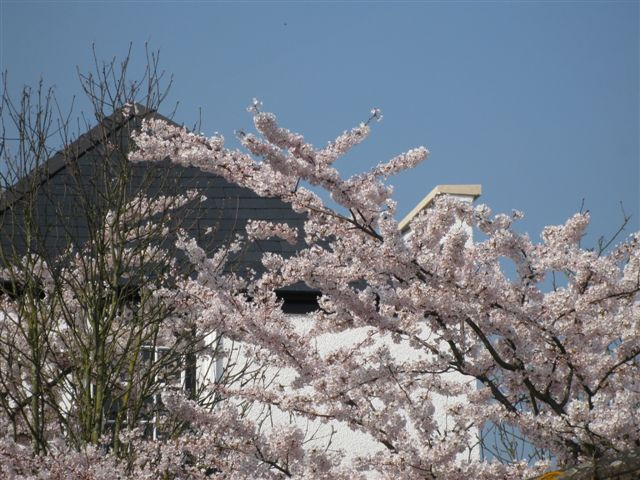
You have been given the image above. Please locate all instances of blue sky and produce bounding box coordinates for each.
[1,1,638,248]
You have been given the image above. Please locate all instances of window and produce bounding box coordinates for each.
[101,344,195,440]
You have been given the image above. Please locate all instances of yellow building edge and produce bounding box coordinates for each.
[398,184,482,233]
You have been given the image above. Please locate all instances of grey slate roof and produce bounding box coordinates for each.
[0,105,312,294]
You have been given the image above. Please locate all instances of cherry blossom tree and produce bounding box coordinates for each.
[125,100,639,479]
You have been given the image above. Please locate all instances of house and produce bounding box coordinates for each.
[0,104,482,464]
[0,104,316,445]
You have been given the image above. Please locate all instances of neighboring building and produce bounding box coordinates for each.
[400,184,483,461]
[0,105,316,443]
[0,105,481,462]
